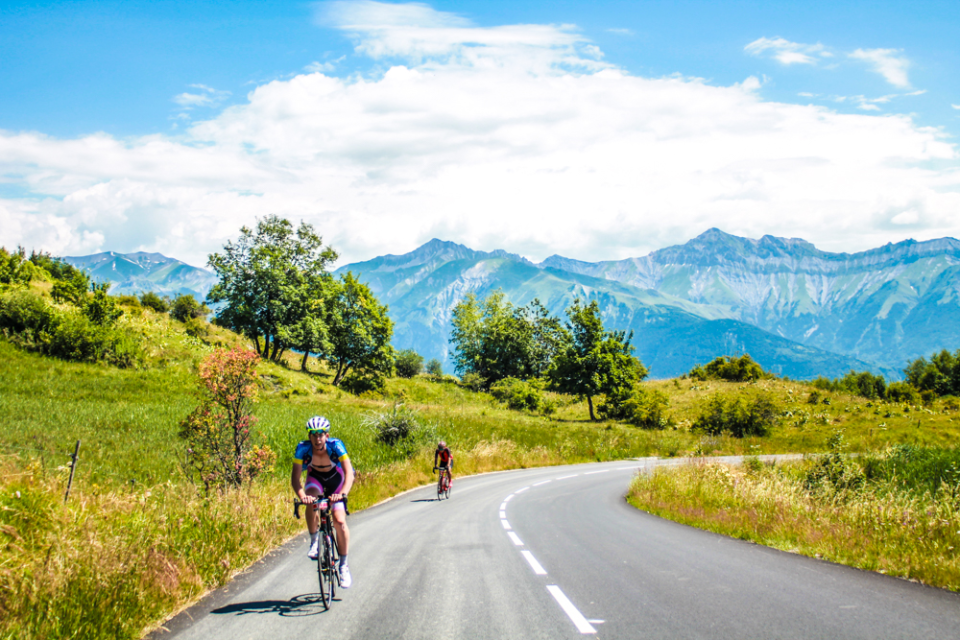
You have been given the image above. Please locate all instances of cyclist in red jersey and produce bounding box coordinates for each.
[434,440,453,484]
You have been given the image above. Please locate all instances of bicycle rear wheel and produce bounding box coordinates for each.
[444,472,451,499]
[437,476,444,500]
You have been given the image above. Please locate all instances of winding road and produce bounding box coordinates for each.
[152,458,960,639]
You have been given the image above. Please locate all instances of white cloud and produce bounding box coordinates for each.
[607,28,633,36]
[850,48,911,88]
[952,104,960,110]
[2,1,959,267]
[172,84,231,110]
[745,37,827,65]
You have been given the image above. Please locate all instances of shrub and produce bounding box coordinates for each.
[689,354,766,382]
[366,405,434,457]
[426,358,443,376]
[619,386,672,430]
[179,347,271,490]
[490,377,545,412]
[82,282,123,326]
[885,381,921,405]
[183,317,210,338]
[395,349,424,378]
[341,371,386,396]
[170,294,210,322]
[804,432,864,499]
[139,291,169,313]
[460,372,485,392]
[115,295,141,308]
[693,391,780,438]
[0,289,142,367]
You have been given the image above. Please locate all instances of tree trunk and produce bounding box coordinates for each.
[587,395,596,421]
[253,335,262,354]
[301,351,310,371]
[333,361,351,386]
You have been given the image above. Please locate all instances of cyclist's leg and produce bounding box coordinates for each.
[304,475,323,533]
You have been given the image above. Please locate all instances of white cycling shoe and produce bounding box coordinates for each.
[307,536,320,560]
[340,564,352,589]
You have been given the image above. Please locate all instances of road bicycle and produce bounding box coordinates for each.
[294,497,340,609]
[435,465,452,500]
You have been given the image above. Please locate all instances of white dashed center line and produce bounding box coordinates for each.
[508,531,524,546]
[533,480,551,486]
[585,469,611,475]
[515,486,530,493]
[521,550,547,575]
[557,474,579,480]
[547,585,597,634]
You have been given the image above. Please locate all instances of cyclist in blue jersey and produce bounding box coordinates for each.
[292,416,355,588]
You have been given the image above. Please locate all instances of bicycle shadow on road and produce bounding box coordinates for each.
[210,594,334,618]
[410,498,440,503]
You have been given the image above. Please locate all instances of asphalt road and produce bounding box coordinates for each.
[152,458,960,639]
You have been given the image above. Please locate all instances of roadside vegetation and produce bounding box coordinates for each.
[4,232,960,638]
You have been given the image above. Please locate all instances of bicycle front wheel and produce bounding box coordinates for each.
[444,472,452,499]
[323,533,337,602]
[317,545,329,610]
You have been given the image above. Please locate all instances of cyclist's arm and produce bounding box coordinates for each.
[291,462,309,502]
[433,450,438,468]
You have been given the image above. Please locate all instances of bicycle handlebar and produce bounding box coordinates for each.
[293,497,335,520]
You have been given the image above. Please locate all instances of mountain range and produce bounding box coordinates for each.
[63,252,217,300]
[63,228,960,380]
[337,229,960,380]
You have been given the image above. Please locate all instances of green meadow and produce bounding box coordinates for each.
[3,303,960,638]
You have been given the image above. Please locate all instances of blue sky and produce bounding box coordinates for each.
[1,0,959,266]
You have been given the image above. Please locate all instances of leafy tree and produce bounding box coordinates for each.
[426,358,443,376]
[322,272,394,387]
[548,299,647,421]
[51,269,91,305]
[395,349,424,378]
[207,215,337,362]
[0,247,42,287]
[179,347,275,490]
[905,349,960,398]
[450,292,569,388]
[170,293,210,322]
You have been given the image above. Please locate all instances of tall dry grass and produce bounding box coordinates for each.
[627,457,960,591]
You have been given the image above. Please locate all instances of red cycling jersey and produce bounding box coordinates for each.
[435,446,452,466]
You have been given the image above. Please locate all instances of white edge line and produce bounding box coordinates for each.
[615,466,638,470]
[499,510,507,518]
[584,469,611,475]
[516,486,530,493]
[501,519,512,530]
[557,474,579,480]
[547,585,597,634]
[505,495,515,502]
[533,480,551,486]
[499,502,507,510]
[521,550,547,575]
[508,531,524,546]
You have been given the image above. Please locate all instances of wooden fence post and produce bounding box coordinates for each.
[64,440,81,503]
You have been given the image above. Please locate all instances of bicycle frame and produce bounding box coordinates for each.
[294,497,341,608]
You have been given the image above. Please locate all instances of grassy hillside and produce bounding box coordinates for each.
[3,296,960,638]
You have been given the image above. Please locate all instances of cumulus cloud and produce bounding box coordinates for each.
[744,37,828,65]
[2,1,959,267]
[850,48,911,88]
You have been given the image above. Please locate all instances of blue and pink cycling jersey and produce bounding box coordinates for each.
[294,438,350,511]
